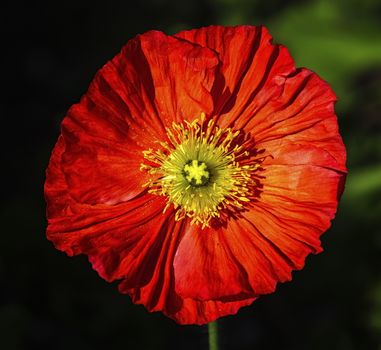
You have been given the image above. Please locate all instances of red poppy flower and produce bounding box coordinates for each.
[45,25,347,325]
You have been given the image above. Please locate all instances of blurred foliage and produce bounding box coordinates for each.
[1,0,381,349]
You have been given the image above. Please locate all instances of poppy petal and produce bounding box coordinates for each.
[45,135,74,218]
[244,68,346,171]
[245,148,345,270]
[137,30,219,124]
[173,223,253,300]
[86,201,172,283]
[173,216,295,300]
[60,113,150,205]
[166,296,256,325]
[176,25,295,124]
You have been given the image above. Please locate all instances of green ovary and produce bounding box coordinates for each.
[183,160,210,186]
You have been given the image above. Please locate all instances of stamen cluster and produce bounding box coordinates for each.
[140,113,258,227]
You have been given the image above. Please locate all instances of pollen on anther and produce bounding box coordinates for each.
[140,114,258,227]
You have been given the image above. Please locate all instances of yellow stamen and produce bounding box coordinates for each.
[140,114,259,228]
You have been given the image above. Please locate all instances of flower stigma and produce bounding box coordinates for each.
[140,113,259,228]
[183,160,210,186]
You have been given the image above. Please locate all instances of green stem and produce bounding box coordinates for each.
[208,321,219,350]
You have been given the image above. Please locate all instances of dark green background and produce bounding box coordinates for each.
[2,0,381,349]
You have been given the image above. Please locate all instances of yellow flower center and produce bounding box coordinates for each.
[183,160,210,186]
[140,113,259,228]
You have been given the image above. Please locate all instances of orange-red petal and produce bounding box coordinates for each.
[176,25,296,126]
[137,30,219,124]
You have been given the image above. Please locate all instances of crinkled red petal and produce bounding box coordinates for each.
[136,31,219,124]
[245,68,346,171]
[176,25,296,127]
[160,295,257,326]
[45,134,168,258]
[174,222,254,300]
[174,220,282,300]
